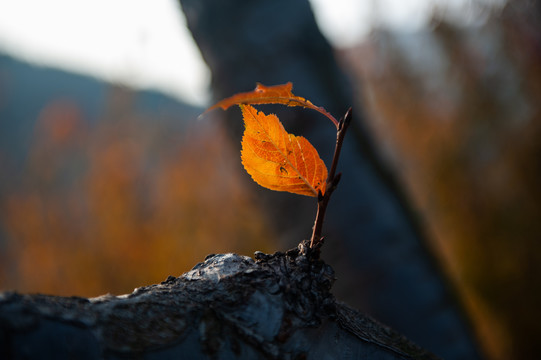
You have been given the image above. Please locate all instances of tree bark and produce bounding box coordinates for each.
[178,0,482,359]
[0,242,438,360]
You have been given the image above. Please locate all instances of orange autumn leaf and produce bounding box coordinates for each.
[206,82,338,128]
[240,104,327,197]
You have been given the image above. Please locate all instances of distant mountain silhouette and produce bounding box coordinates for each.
[0,52,203,166]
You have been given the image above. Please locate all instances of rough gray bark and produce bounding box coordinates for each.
[1,242,437,360]
[178,1,482,359]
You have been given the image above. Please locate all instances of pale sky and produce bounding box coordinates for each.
[0,0,502,106]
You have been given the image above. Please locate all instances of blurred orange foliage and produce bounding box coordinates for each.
[342,3,541,359]
[0,87,273,297]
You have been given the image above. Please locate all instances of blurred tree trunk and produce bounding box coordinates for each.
[178,0,482,359]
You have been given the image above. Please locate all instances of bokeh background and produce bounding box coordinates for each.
[1,1,539,359]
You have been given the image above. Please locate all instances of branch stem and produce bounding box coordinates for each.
[310,107,352,249]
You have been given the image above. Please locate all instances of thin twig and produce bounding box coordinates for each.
[310,107,352,249]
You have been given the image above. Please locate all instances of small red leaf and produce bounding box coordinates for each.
[206,82,338,128]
